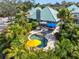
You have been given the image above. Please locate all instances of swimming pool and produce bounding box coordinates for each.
[30,34,48,48]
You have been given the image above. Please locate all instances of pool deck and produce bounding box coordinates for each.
[28,29,43,40]
[44,33,57,51]
[44,26,60,50]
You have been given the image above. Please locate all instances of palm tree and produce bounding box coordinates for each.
[58,8,73,22]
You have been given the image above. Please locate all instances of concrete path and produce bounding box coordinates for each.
[44,24,60,50]
[44,34,56,51]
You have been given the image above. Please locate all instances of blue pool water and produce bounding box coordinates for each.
[30,34,48,48]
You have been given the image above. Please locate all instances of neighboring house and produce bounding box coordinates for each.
[27,6,60,23]
[68,5,79,24]
[68,4,79,11]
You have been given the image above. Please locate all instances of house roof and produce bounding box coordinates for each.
[27,7,60,22]
[68,5,79,11]
[41,7,60,22]
[72,9,79,13]
[27,7,42,19]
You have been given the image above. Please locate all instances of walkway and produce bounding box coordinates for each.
[44,25,60,51]
[44,34,56,51]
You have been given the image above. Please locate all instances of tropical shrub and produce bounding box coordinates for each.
[32,21,39,29]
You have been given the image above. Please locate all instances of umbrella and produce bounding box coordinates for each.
[26,39,41,47]
[47,23,57,28]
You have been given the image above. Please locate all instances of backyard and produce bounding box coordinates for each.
[0,0,79,59]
